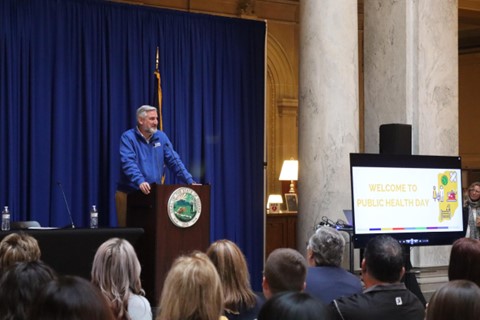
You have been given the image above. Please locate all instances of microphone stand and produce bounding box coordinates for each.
[57,181,75,229]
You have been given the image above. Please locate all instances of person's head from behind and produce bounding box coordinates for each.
[206,239,256,311]
[157,251,224,320]
[0,232,41,273]
[263,248,307,299]
[362,235,404,286]
[136,105,158,136]
[0,260,57,319]
[448,237,480,286]
[28,275,114,320]
[257,291,333,320]
[91,237,144,319]
[426,280,480,320]
[307,226,345,267]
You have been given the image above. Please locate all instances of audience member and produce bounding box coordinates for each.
[304,227,362,303]
[262,248,307,299]
[28,275,115,320]
[206,239,264,320]
[91,237,152,320]
[425,279,480,320]
[156,251,224,320]
[448,237,480,286]
[464,181,480,239]
[331,235,425,320]
[0,232,41,274]
[257,291,334,320]
[0,260,57,319]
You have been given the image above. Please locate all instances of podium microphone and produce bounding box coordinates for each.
[57,181,75,229]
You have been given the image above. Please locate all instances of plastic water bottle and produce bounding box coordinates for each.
[2,206,10,231]
[90,205,98,229]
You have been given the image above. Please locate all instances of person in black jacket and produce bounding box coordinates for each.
[331,235,425,320]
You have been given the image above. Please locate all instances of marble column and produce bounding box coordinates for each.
[363,0,458,267]
[298,0,359,258]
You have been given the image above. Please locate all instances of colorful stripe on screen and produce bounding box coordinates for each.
[369,226,449,231]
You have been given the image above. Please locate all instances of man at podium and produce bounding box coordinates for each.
[115,105,195,227]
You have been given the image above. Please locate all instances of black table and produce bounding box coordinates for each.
[0,228,144,279]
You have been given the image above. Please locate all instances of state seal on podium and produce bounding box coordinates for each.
[167,187,202,228]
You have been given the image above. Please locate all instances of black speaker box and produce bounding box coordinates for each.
[379,124,412,155]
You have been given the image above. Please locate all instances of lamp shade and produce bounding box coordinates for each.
[279,160,298,181]
[267,194,283,213]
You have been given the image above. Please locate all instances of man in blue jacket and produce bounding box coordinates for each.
[116,105,195,226]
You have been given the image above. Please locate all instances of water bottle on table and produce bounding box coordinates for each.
[2,206,10,231]
[90,205,98,229]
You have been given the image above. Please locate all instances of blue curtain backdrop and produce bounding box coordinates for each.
[0,0,265,289]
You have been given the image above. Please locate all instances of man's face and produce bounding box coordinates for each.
[138,110,158,135]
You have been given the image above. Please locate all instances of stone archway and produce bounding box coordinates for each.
[266,32,298,198]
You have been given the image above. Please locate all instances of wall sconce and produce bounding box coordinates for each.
[267,194,283,213]
[279,159,298,193]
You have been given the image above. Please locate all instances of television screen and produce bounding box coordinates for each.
[350,153,465,248]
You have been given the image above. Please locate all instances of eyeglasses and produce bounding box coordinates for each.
[469,189,480,194]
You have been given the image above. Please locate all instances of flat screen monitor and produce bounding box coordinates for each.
[350,153,465,248]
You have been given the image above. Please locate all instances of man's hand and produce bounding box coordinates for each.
[139,182,151,194]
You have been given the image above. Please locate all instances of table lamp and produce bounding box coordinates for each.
[267,194,283,213]
[279,159,298,193]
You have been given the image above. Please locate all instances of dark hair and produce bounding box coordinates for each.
[364,235,404,283]
[264,248,307,295]
[426,280,480,320]
[28,275,115,320]
[448,237,480,286]
[258,291,333,320]
[0,260,57,319]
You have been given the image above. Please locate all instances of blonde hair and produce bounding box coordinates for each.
[0,232,41,273]
[206,239,256,312]
[157,251,224,320]
[91,238,144,320]
[468,182,480,191]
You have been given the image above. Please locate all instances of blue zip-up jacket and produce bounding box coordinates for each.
[117,128,194,193]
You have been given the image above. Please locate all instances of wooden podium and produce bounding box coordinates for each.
[127,184,211,305]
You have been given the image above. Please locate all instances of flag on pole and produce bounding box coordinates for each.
[154,47,166,184]
[154,47,163,131]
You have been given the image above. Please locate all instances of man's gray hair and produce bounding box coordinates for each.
[307,226,345,267]
[136,105,157,120]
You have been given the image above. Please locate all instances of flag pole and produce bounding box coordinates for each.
[154,47,163,131]
[154,47,166,184]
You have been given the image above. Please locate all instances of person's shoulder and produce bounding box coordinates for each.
[150,130,167,142]
[331,293,366,320]
[128,294,152,320]
[332,290,366,305]
[121,128,137,139]
[309,266,360,281]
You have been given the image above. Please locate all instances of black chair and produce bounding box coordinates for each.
[10,221,41,230]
